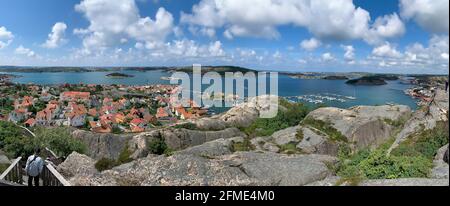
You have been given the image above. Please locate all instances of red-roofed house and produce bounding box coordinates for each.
[8,108,29,123]
[61,91,90,104]
[24,118,36,127]
[156,107,169,119]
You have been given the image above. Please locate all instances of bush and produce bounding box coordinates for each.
[279,143,300,154]
[148,138,169,155]
[296,128,304,142]
[231,138,255,152]
[95,158,117,172]
[117,145,133,164]
[34,127,87,158]
[392,121,449,159]
[173,123,197,130]
[94,145,133,172]
[337,145,433,180]
[0,121,23,149]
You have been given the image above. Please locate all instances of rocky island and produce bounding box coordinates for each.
[346,76,388,85]
[105,73,134,78]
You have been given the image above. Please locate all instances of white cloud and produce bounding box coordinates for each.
[366,13,406,44]
[181,0,404,44]
[42,22,68,49]
[322,52,335,61]
[273,51,282,59]
[300,38,321,51]
[342,45,355,61]
[372,42,402,58]
[15,45,36,57]
[0,26,14,49]
[400,0,449,33]
[75,0,174,54]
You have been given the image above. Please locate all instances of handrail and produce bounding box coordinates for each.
[43,161,71,186]
[0,157,22,180]
[0,157,23,185]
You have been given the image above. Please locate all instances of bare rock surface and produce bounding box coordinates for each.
[66,138,337,186]
[306,105,411,149]
[57,152,97,179]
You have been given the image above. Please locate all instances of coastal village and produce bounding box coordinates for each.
[0,78,209,134]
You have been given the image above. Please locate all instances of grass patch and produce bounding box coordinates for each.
[383,116,409,128]
[279,143,301,155]
[243,99,310,137]
[302,117,347,142]
[231,138,255,152]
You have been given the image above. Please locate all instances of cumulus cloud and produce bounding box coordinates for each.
[75,0,174,54]
[0,26,14,49]
[322,52,335,61]
[372,42,402,58]
[342,45,355,61]
[42,22,68,49]
[365,13,406,44]
[400,0,449,33]
[181,0,405,44]
[15,45,37,57]
[300,38,321,51]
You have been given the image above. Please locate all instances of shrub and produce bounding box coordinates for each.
[337,146,433,180]
[95,145,134,172]
[392,121,449,159]
[173,123,197,130]
[296,128,304,142]
[95,158,118,172]
[148,138,169,155]
[117,145,133,165]
[34,127,87,158]
[279,143,299,155]
[231,138,255,152]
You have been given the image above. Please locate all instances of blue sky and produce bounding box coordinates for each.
[0,0,448,74]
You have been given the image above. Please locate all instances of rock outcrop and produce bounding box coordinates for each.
[57,152,97,179]
[251,125,339,156]
[71,130,135,160]
[431,144,449,179]
[66,138,337,186]
[0,150,10,165]
[305,105,412,149]
[194,96,279,130]
[387,89,449,154]
[72,127,245,160]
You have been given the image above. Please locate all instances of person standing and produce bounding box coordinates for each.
[25,148,44,186]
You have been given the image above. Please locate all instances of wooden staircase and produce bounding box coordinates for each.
[0,157,70,186]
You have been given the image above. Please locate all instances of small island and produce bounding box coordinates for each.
[322,75,349,80]
[346,76,387,85]
[106,73,134,78]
